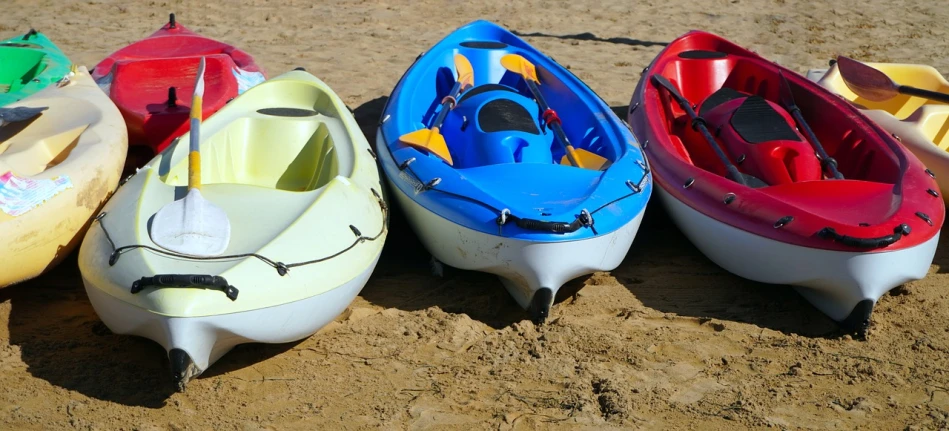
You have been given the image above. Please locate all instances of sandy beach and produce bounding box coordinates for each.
[3,0,949,429]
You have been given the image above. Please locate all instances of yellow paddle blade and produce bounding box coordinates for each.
[560,148,610,170]
[398,127,454,165]
[500,54,539,83]
[454,54,474,90]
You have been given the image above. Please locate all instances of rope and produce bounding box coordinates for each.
[97,188,389,277]
[395,145,650,235]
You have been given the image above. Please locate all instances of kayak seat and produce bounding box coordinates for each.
[695,89,821,185]
[728,96,801,144]
[458,83,516,104]
[162,110,343,192]
[0,47,47,92]
[442,85,555,168]
[699,87,743,116]
[478,99,539,134]
[0,97,98,176]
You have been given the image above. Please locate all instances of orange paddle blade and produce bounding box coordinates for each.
[454,54,474,90]
[500,54,539,83]
[398,127,454,165]
[560,148,610,170]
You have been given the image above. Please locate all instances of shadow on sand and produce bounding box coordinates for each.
[2,252,175,408]
[512,31,667,49]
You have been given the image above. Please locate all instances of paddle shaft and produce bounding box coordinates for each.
[899,85,949,104]
[523,79,581,167]
[188,75,204,190]
[787,107,844,179]
[651,76,747,186]
[430,80,463,131]
[776,72,844,179]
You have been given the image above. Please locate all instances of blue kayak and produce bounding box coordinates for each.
[376,20,651,321]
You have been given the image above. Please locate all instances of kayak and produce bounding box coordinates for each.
[816,62,949,205]
[377,20,651,322]
[0,29,71,106]
[0,67,127,287]
[92,14,265,167]
[78,69,387,390]
[628,31,944,335]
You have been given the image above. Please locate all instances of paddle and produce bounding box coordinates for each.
[398,54,475,165]
[777,71,844,180]
[650,75,766,188]
[150,57,231,257]
[500,54,609,170]
[835,55,949,104]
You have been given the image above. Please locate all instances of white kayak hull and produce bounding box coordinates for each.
[384,160,645,315]
[657,186,939,324]
[84,255,377,380]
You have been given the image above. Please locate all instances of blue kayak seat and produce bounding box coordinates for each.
[443,84,555,169]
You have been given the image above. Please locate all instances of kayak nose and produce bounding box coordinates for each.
[169,348,201,392]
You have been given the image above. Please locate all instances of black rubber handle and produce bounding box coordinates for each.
[131,274,238,300]
[514,217,584,233]
[817,224,910,249]
[500,211,592,234]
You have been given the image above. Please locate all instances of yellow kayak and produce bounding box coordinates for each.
[818,63,949,204]
[78,69,388,390]
[0,67,127,287]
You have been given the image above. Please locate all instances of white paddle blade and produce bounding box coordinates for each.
[150,189,231,257]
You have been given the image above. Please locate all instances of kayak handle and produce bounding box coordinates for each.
[131,274,238,301]
[498,210,594,234]
[817,224,910,249]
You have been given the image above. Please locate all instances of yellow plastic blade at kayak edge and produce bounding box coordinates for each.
[560,148,610,170]
[398,127,454,165]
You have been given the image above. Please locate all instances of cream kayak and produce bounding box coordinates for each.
[0,66,127,287]
[816,63,949,204]
[78,69,388,390]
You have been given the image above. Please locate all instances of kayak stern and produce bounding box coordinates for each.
[387,166,645,322]
[81,256,377,390]
[658,186,939,336]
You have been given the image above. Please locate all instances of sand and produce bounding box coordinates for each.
[3,0,949,429]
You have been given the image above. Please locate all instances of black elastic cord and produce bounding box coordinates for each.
[98,192,388,276]
[395,149,648,234]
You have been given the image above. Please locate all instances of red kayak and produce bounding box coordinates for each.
[92,14,265,166]
[628,31,944,335]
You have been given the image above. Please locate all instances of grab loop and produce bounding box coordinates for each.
[817,224,911,249]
